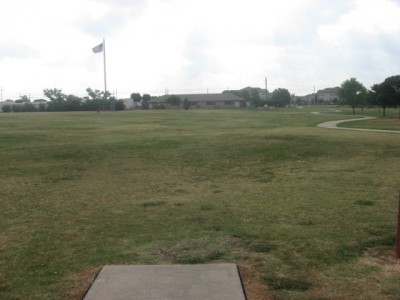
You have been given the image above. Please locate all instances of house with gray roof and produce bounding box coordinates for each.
[149,93,247,108]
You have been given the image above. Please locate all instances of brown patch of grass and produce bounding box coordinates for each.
[362,248,400,273]
[68,266,102,300]
[238,262,275,300]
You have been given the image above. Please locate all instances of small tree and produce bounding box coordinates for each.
[338,78,367,114]
[183,97,190,110]
[142,94,151,102]
[114,100,126,111]
[44,88,66,111]
[130,93,142,102]
[141,94,151,110]
[269,88,291,107]
[38,103,46,112]
[65,95,82,111]
[249,88,264,107]
[379,75,400,117]
[165,95,181,106]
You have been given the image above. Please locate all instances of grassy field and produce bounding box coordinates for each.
[1,107,399,299]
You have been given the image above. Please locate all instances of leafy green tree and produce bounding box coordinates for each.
[338,78,367,114]
[165,95,181,106]
[142,94,151,102]
[38,103,46,112]
[249,88,264,107]
[15,95,30,103]
[130,93,142,102]
[65,95,82,111]
[84,88,111,111]
[86,88,106,100]
[370,80,399,117]
[379,75,400,117]
[44,88,65,102]
[114,100,126,111]
[224,87,265,107]
[22,102,37,112]
[141,94,151,109]
[44,88,66,111]
[183,97,190,110]
[269,88,291,107]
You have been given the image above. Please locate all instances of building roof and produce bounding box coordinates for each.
[150,93,245,103]
[317,87,339,93]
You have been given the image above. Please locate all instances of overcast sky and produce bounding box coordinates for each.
[1,0,400,100]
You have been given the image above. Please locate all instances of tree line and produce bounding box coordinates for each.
[2,88,126,113]
[3,75,399,115]
[338,75,400,116]
[223,87,292,108]
[130,93,151,109]
[224,75,400,116]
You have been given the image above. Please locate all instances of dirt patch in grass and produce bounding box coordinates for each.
[68,266,102,300]
[362,248,400,271]
[238,262,274,300]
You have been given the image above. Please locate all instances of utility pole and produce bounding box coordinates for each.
[265,77,268,103]
[0,87,3,102]
[314,85,316,105]
[103,38,107,103]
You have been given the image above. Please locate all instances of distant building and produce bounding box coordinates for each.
[122,98,136,109]
[149,93,247,108]
[316,87,339,104]
[297,87,339,105]
[299,93,316,105]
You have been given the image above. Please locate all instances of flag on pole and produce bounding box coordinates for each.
[92,42,104,53]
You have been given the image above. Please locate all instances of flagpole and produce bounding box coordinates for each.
[103,38,107,103]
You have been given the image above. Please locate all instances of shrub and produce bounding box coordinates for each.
[22,102,37,112]
[38,103,46,112]
[12,105,21,112]
[2,105,11,113]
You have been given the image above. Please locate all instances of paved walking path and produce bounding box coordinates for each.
[83,264,246,300]
[316,115,400,134]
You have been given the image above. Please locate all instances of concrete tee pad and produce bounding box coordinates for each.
[84,263,246,300]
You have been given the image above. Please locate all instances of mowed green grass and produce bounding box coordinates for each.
[1,109,399,299]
